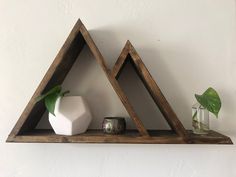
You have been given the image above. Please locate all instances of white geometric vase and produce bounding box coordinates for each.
[49,96,92,135]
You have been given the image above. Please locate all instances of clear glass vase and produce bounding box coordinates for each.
[192,103,209,134]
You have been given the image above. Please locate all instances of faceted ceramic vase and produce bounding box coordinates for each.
[49,96,92,135]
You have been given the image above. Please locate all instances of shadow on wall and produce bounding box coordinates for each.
[37,27,191,130]
[89,29,124,69]
[89,25,236,133]
[136,47,190,128]
[89,24,191,128]
[37,45,132,129]
[62,46,130,129]
[116,48,190,130]
[117,59,170,129]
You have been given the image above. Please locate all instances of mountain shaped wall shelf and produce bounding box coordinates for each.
[7,19,233,144]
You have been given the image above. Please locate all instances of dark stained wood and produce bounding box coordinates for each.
[111,40,188,141]
[188,130,233,144]
[79,22,148,136]
[7,19,232,144]
[7,19,149,142]
[6,129,232,144]
[79,25,109,75]
[112,42,130,78]
[9,19,85,137]
[107,77,149,136]
[6,129,185,144]
[79,25,149,136]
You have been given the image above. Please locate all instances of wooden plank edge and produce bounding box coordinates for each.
[111,40,130,78]
[8,19,84,137]
[189,132,233,145]
[78,25,149,137]
[6,135,185,144]
[6,133,233,144]
[127,41,189,140]
[107,78,149,137]
[190,137,233,144]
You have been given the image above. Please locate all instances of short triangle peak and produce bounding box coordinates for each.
[112,40,189,139]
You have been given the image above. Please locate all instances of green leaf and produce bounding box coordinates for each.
[35,85,70,116]
[195,87,221,118]
[45,92,60,115]
[36,85,61,103]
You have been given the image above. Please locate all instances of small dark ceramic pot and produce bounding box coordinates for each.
[102,117,126,134]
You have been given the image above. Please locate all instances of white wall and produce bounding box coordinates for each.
[1,0,236,177]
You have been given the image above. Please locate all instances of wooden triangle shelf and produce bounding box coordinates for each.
[6,19,232,144]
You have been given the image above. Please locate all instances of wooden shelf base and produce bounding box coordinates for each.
[6,129,233,144]
[6,19,233,145]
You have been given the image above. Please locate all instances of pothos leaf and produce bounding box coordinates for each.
[35,85,70,115]
[45,92,60,116]
[195,87,221,118]
[36,86,61,102]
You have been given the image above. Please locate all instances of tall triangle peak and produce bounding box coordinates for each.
[7,19,149,142]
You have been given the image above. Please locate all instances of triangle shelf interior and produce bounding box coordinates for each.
[6,19,233,144]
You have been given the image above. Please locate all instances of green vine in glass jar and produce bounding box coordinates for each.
[193,87,221,119]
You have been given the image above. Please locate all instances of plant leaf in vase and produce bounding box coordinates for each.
[36,85,61,102]
[45,91,60,116]
[195,87,221,117]
[35,85,70,116]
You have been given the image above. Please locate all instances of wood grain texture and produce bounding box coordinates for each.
[6,130,232,144]
[188,130,233,144]
[112,40,188,141]
[79,26,149,136]
[7,20,232,144]
[9,19,85,137]
[7,19,149,142]
[79,23,149,136]
[107,77,149,136]
[111,42,130,78]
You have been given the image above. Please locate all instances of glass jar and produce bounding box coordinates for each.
[192,103,209,134]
